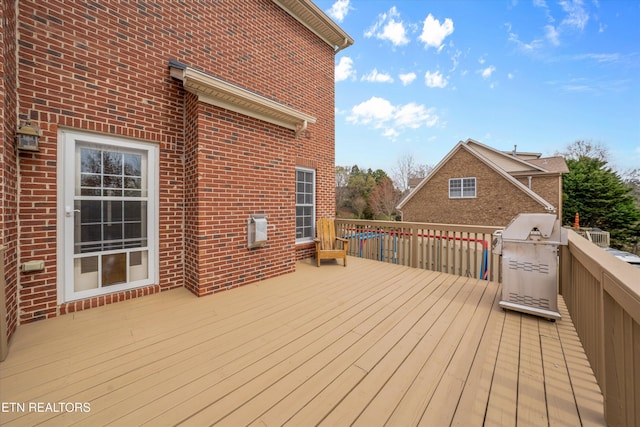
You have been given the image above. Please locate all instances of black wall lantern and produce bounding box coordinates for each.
[16,120,41,152]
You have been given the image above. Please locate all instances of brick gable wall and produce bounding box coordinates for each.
[514,174,562,215]
[13,0,336,322]
[401,149,551,226]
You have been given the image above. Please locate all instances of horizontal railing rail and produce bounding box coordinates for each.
[334,219,501,282]
[561,230,639,427]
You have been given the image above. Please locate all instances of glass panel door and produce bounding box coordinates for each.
[61,131,156,301]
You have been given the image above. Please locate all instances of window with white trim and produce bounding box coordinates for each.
[449,177,476,198]
[295,167,315,242]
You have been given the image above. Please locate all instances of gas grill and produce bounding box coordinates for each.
[492,213,567,321]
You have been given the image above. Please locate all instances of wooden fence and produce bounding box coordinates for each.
[334,219,501,282]
[574,227,611,248]
[561,229,639,427]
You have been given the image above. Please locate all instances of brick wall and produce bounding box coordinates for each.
[1,0,19,340]
[514,174,562,215]
[402,149,551,226]
[13,0,337,321]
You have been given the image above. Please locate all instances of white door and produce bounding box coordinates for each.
[59,130,157,302]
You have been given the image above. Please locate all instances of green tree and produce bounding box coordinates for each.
[622,168,640,210]
[335,165,397,219]
[369,177,401,219]
[335,165,351,215]
[563,156,640,250]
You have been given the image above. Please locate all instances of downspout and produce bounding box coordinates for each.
[335,38,350,53]
[295,120,307,137]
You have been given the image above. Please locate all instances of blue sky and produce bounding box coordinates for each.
[316,0,640,176]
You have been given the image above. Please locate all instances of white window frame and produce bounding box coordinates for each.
[449,177,476,199]
[57,129,159,303]
[295,167,315,243]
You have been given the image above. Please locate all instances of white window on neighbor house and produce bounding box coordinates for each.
[295,167,315,243]
[449,177,476,198]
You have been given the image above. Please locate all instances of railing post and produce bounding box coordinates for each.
[411,224,418,269]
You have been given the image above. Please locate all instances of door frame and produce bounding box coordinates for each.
[57,129,159,304]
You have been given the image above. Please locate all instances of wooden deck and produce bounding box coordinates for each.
[0,257,605,426]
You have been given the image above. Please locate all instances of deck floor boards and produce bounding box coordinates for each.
[0,257,605,426]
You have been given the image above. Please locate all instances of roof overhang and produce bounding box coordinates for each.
[272,0,354,52]
[170,62,316,133]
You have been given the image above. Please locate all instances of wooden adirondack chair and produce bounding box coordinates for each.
[314,218,348,267]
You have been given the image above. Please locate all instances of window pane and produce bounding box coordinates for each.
[295,169,314,240]
[81,149,102,173]
[124,201,143,221]
[103,223,123,242]
[74,256,99,291]
[81,224,102,243]
[462,178,476,197]
[103,152,123,175]
[104,200,122,221]
[81,173,101,189]
[449,179,461,198]
[104,175,122,188]
[129,251,148,281]
[124,177,141,190]
[124,153,141,176]
[79,200,102,223]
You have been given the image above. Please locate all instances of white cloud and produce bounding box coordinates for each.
[335,56,356,82]
[533,0,555,24]
[424,70,448,88]
[326,0,351,23]
[508,72,515,79]
[507,27,544,53]
[419,14,454,50]
[560,0,589,31]
[347,97,396,125]
[383,128,400,138]
[361,68,394,83]
[569,53,620,63]
[521,0,590,48]
[394,103,439,128]
[449,49,462,72]
[480,65,496,79]
[545,25,560,45]
[364,7,409,46]
[346,96,439,139]
[399,72,416,86]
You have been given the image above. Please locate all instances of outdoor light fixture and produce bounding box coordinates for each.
[16,120,41,152]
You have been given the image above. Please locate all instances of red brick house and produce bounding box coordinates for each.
[0,0,352,355]
[397,139,568,226]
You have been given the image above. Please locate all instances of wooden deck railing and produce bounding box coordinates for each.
[574,227,611,248]
[334,219,501,282]
[561,229,640,427]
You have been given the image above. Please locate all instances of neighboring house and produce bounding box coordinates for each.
[0,0,353,347]
[407,177,424,193]
[397,139,568,226]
